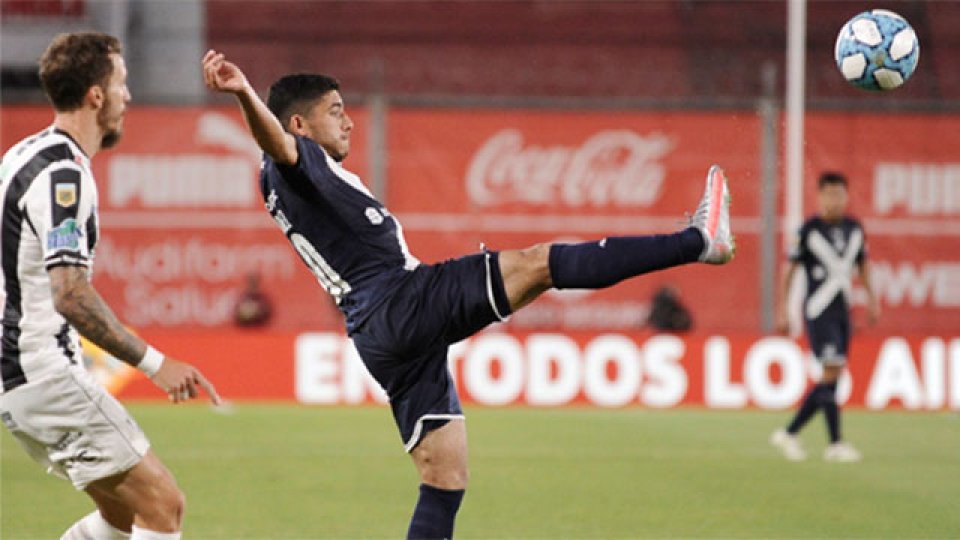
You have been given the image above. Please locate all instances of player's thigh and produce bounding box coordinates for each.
[498,243,553,311]
[410,418,468,489]
[0,368,150,490]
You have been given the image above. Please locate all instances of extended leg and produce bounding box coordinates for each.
[819,365,861,462]
[498,165,733,312]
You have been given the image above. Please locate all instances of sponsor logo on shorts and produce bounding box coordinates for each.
[52,430,82,452]
[365,207,384,225]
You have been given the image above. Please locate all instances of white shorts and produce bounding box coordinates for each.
[0,367,150,490]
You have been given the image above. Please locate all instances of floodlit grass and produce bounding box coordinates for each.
[3,404,958,539]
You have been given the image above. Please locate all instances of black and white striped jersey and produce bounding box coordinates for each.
[0,127,98,393]
[789,215,867,322]
[260,135,420,333]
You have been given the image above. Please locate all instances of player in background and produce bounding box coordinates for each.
[0,33,221,540]
[202,49,733,539]
[771,172,880,462]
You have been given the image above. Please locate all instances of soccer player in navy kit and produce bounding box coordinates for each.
[203,50,734,539]
[771,172,880,462]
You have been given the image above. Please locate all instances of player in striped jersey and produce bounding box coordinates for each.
[204,50,733,539]
[0,33,220,540]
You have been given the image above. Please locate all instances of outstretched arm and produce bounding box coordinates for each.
[858,261,881,326]
[776,261,799,334]
[201,49,298,166]
[49,265,221,404]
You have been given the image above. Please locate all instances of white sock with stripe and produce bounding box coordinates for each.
[130,526,181,540]
[60,511,130,540]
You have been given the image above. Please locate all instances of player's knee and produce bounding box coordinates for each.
[95,505,134,533]
[169,487,186,525]
[148,483,184,530]
[453,462,470,489]
[135,472,185,531]
[415,447,469,490]
[421,462,468,490]
[517,243,553,287]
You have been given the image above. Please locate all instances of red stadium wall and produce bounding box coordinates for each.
[384,108,960,335]
[204,1,958,101]
[1,107,361,331]
[2,106,959,408]
[387,109,762,333]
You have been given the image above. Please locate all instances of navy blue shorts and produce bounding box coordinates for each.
[805,314,850,366]
[351,251,512,451]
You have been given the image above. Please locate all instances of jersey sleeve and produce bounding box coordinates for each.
[273,136,337,194]
[23,163,95,270]
[855,221,868,266]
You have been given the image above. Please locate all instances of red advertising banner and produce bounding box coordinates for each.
[2,106,368,330]
[803,113,960,333]
[104,330,960,410]
[386,109,960,334]
[387,109,764,333]
[3,107,958,335]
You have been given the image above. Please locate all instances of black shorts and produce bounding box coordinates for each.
[351,251,512,451]
[805,314,850,366]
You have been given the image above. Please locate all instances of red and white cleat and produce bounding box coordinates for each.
[691,165,735,265]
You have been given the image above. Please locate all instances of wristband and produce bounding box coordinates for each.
[138,346,165,377]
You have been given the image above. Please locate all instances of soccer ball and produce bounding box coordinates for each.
[834,9,919,91]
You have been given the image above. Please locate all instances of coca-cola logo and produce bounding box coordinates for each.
[466,129,674,207]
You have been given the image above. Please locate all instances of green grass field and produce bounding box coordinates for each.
[2,404,958,539]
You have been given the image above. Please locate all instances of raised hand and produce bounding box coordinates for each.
[202,49,249,94]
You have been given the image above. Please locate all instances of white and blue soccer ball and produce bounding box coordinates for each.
[834,9,920,91]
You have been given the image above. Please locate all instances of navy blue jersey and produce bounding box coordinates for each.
[260,135,420,332]
[789,215,867,322]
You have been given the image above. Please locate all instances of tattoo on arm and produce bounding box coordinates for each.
[49,266,146,367]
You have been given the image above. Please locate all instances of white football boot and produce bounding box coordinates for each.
[824,441,862,462]
[690,164,735,264]
[770,429,807,461]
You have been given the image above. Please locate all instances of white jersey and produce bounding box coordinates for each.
[0,127,98,394]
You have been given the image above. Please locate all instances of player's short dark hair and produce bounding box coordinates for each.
[39,32,122,112]
[818,171,848,189]
[267,74,341,130]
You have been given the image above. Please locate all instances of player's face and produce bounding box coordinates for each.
[303,90,353,161]
[96,53,131,149]
[818,183,848,221]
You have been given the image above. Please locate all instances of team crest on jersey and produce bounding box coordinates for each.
[365,207,384,225]
[55,183,77,207]
[47,218,83,250]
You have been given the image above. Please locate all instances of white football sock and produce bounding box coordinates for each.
[60,510,131,540]
[130,526,181,540]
